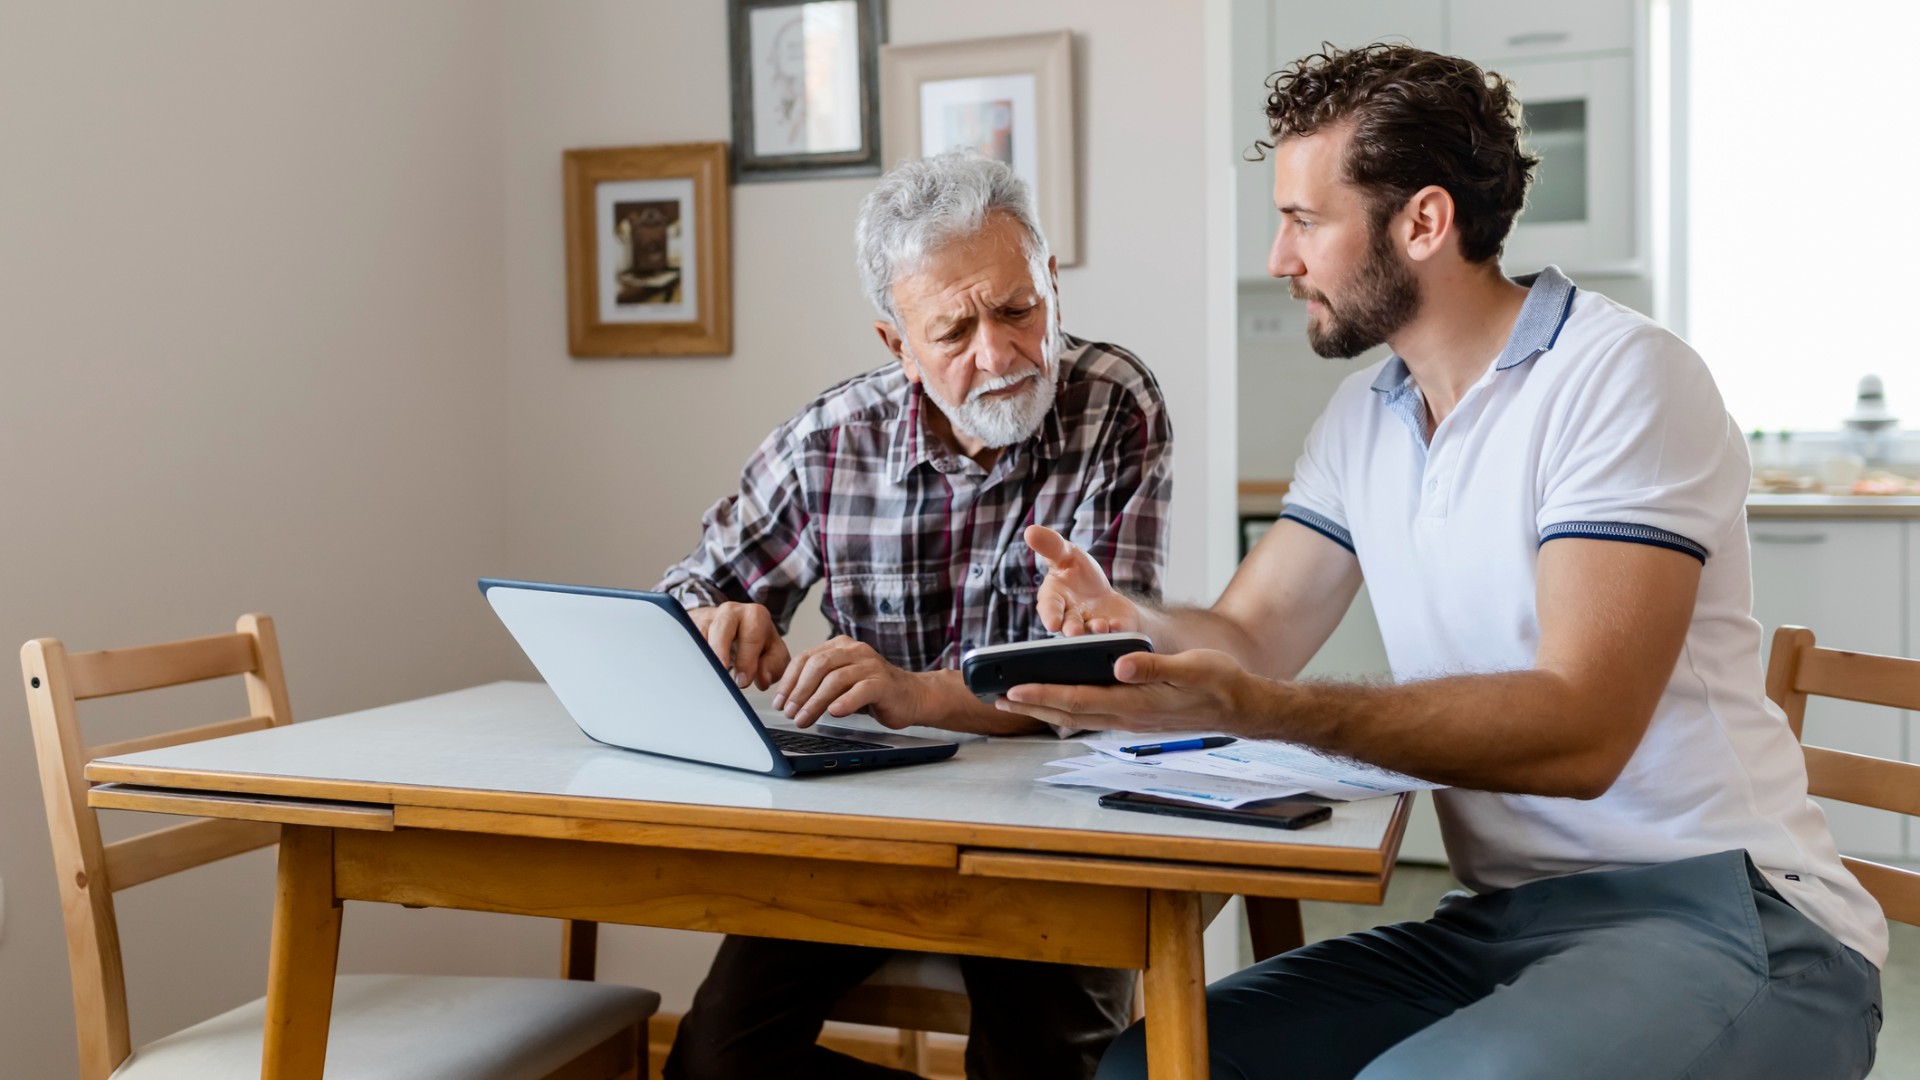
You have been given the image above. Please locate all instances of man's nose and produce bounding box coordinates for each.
[1268,226,1304,280]
[975,320,1024,376]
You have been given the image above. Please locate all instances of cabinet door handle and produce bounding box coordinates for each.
[1506,30,1571,48]
[1751,533,1829,545]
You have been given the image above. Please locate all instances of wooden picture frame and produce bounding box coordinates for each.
[563,142,731,357]
[728,0,887,183]
[880,30,1079,265]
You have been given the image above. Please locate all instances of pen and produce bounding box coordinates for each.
[1120,736,1237,756]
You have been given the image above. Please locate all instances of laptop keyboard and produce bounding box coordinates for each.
[767,728,891,755]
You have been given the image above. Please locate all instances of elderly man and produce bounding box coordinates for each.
[658,153,1173,1080]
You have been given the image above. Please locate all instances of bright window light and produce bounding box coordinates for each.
[1685,2,1920,433]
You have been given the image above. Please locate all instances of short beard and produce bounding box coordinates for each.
[917,330,1061,449]
[1293,219,1420,359]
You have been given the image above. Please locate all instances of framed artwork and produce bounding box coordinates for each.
[563,142,731,357]
[727,0,887,182]
[880,30,1079,265]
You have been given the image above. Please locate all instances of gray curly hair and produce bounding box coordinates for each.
[854,152,1053,330]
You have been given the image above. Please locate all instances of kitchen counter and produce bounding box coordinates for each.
[1746,494,1920,519]
[1239,482,1920,520]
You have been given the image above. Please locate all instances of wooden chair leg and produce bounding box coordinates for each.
[563,919,599,980]
[1244,896,1305,962]
[897,1028,928,1074]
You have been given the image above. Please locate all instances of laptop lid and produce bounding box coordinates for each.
[480,578,793,776]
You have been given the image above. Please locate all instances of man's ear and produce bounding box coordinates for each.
[874,319,921,382]
[1401,185,1457,264]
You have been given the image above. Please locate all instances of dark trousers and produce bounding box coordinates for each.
[664,934,1136,1080]
[1097,851,1881,1080]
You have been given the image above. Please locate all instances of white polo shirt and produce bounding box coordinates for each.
[1282,267,1888,965]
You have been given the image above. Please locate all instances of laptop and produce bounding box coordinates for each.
[479,578,958,776]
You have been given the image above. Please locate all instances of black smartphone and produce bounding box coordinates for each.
[960,632,1154,701]
[1097,790,1333,830]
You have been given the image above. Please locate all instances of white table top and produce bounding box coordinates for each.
[94,681,1400,863]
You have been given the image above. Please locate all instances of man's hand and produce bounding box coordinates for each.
[773,636,931,729]
[1026,524,1143,636]
[687,602,790,691]
[996,648,1259,733]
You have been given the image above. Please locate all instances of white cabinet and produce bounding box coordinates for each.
[1447,0,1634,62]
[1496,54,1638,273]
[1749,520,1909,859]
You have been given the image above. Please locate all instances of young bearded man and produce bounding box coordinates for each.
[657,153,1173,1080]
[1002,45,1885,1080]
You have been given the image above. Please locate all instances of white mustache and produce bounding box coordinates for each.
[967,370,1040,403]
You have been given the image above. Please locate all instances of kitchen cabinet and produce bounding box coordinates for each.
[1447,0,1634,62]
[1748,519,1909,859]
[1494,54,1638,272]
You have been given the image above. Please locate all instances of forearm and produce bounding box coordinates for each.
[1229,669,1636,799]
[1131,598,1271,673]
[917,670,1051,736]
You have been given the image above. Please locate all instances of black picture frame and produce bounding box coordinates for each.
[728,0,887,183]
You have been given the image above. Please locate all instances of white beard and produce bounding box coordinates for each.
[920,347,1059,449]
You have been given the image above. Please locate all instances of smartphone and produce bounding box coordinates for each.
[1097,790,1333,830]
[960,632,1154,701]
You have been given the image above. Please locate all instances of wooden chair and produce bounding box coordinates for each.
[22,614,659,1080]
[1765,625,1920,925]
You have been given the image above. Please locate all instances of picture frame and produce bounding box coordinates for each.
[563,142,731,358]
[727,0,887,183]
[880,29,1079,265]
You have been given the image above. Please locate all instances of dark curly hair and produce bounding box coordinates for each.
[1256,43,1539,265]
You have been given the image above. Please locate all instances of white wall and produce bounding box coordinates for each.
[496,0,1230,1010]
[0,4,550,1075]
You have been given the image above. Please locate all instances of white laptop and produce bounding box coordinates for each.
[479,578,958,776]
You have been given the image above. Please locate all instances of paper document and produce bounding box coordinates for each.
[1038,761,1308,808]
[1081,733,1441,802]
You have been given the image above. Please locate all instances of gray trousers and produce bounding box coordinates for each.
[1098,850,1880,1080]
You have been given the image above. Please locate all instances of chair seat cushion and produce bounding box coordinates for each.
[111,974,659,1080]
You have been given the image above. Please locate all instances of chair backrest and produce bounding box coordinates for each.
[1765,624,1920,927]
[21,614,293,1080]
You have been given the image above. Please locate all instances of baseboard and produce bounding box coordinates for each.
[645,1011,966,1079]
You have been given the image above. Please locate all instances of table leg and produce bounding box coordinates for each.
[1144,889,1208,1078]
[1245,896,1305,961]
[261,825,342,1080]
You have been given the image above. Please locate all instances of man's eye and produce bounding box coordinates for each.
[1296,219,1314,231]
[1004,306,1033,319]
[939,329,966,343]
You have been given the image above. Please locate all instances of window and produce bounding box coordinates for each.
[1678,1,1919,433]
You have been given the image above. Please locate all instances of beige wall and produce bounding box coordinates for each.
[0,1,1235,1068]
[0,3,549,1075]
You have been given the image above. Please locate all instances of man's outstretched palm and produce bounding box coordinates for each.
[1024,525,1144,636]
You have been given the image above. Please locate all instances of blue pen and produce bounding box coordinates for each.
[1120,736,1237,756]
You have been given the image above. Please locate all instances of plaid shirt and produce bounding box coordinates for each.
[657,335,1173,673]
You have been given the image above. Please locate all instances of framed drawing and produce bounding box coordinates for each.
[880,30,1079,265]
[728,0,887,182]
[563,142,731,357]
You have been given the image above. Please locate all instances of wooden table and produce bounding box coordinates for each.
[84,681,1408,1079]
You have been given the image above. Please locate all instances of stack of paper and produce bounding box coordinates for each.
[1039,732,1440,809]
